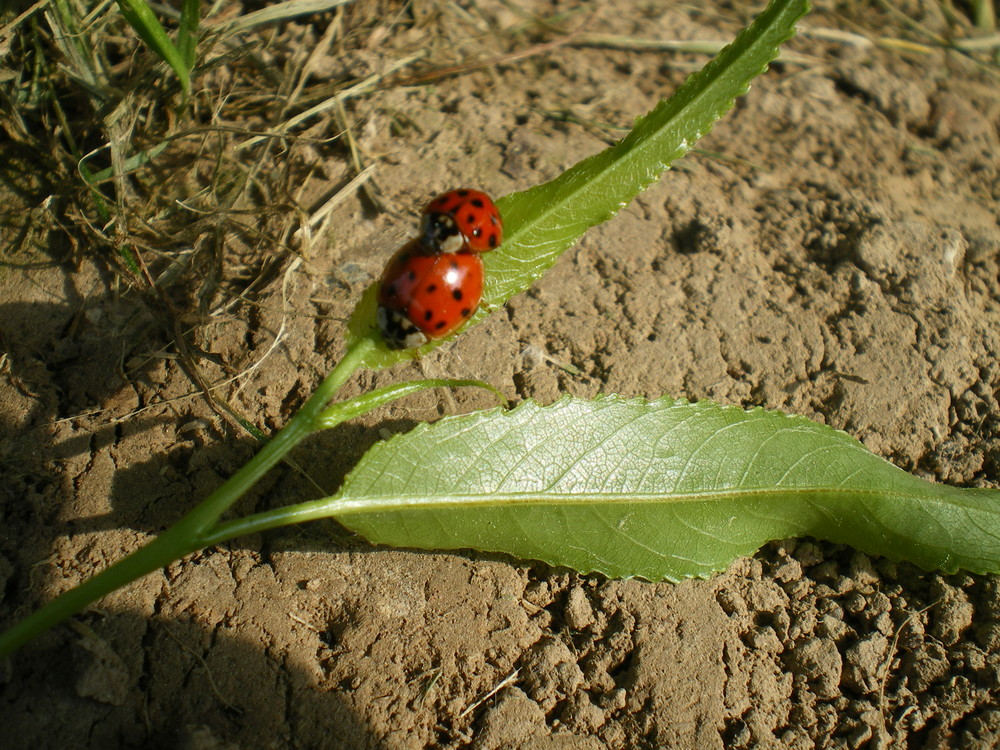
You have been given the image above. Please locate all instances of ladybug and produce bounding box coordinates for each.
[377,240,485,349]
[419,189,503,254]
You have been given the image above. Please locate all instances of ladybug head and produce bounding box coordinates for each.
[418,212,465,254]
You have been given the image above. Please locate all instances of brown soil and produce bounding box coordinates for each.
[2,2,1000,748]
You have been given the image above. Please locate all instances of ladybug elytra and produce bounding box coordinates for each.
[376,241,485,350]
[419,189,503,254]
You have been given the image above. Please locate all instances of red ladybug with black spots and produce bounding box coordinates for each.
[418,189,503,254]
[376,240,484,350]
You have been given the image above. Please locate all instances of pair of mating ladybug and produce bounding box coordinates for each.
[377,189,502,350]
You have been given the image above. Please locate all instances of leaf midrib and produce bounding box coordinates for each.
[331,484,975,516]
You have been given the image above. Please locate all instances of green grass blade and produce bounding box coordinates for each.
[177,0,200,72]
[82,140,171,184]
[321,396,1000,581]
[47,0,107,94]
[115,0,190,96]
[346,0,810,367]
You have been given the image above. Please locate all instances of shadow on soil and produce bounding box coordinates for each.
[3,610,376,750]
[0,295,425,749]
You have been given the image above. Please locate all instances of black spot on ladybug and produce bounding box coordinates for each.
[450,260,459,270]
[426,283,437,293]
[488,233,498,248]
[407,270,416,281]
[473,228,482,237]
[435,321,446,330]
[471,198,484,208]
[461,307,471,317]
[387,283,398,296]
[424,310,433,321]
[467,213,476,223]
[457,189,469,197]
[452,289,463,301]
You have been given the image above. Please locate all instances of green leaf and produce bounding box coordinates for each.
[116,0,191,96]
[346,0,811,368]
[325,396,1000,581]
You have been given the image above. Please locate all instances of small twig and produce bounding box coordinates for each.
[0,0,52,47]
[952,32,1000,50]
[294,164,377,250]
[236,54,426,152]
[570,32,818,65]
[162,626,243,714]
[797,25,874,48]
[876,599,940,737]
[458,668,520,718]
[391,25,587,87]
[279,6,342,123]
[333,97,382,211]
[414,667,442,706]
[231,258,298,399]
[876,37,938,55]
[287,612,320,631]
[211,0,353,34]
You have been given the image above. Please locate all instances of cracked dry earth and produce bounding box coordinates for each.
[3,1,1000,748]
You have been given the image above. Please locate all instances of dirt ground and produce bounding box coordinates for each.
[2,1,1000,748]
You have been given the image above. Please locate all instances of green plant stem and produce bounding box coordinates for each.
[199,497,353,546]
[315,377,507,428]
[200,376,506,542]
[0,339,374,658]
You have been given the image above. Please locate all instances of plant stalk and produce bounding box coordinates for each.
[0,340,374,658]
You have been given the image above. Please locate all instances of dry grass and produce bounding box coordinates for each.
[0,1,458,428]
